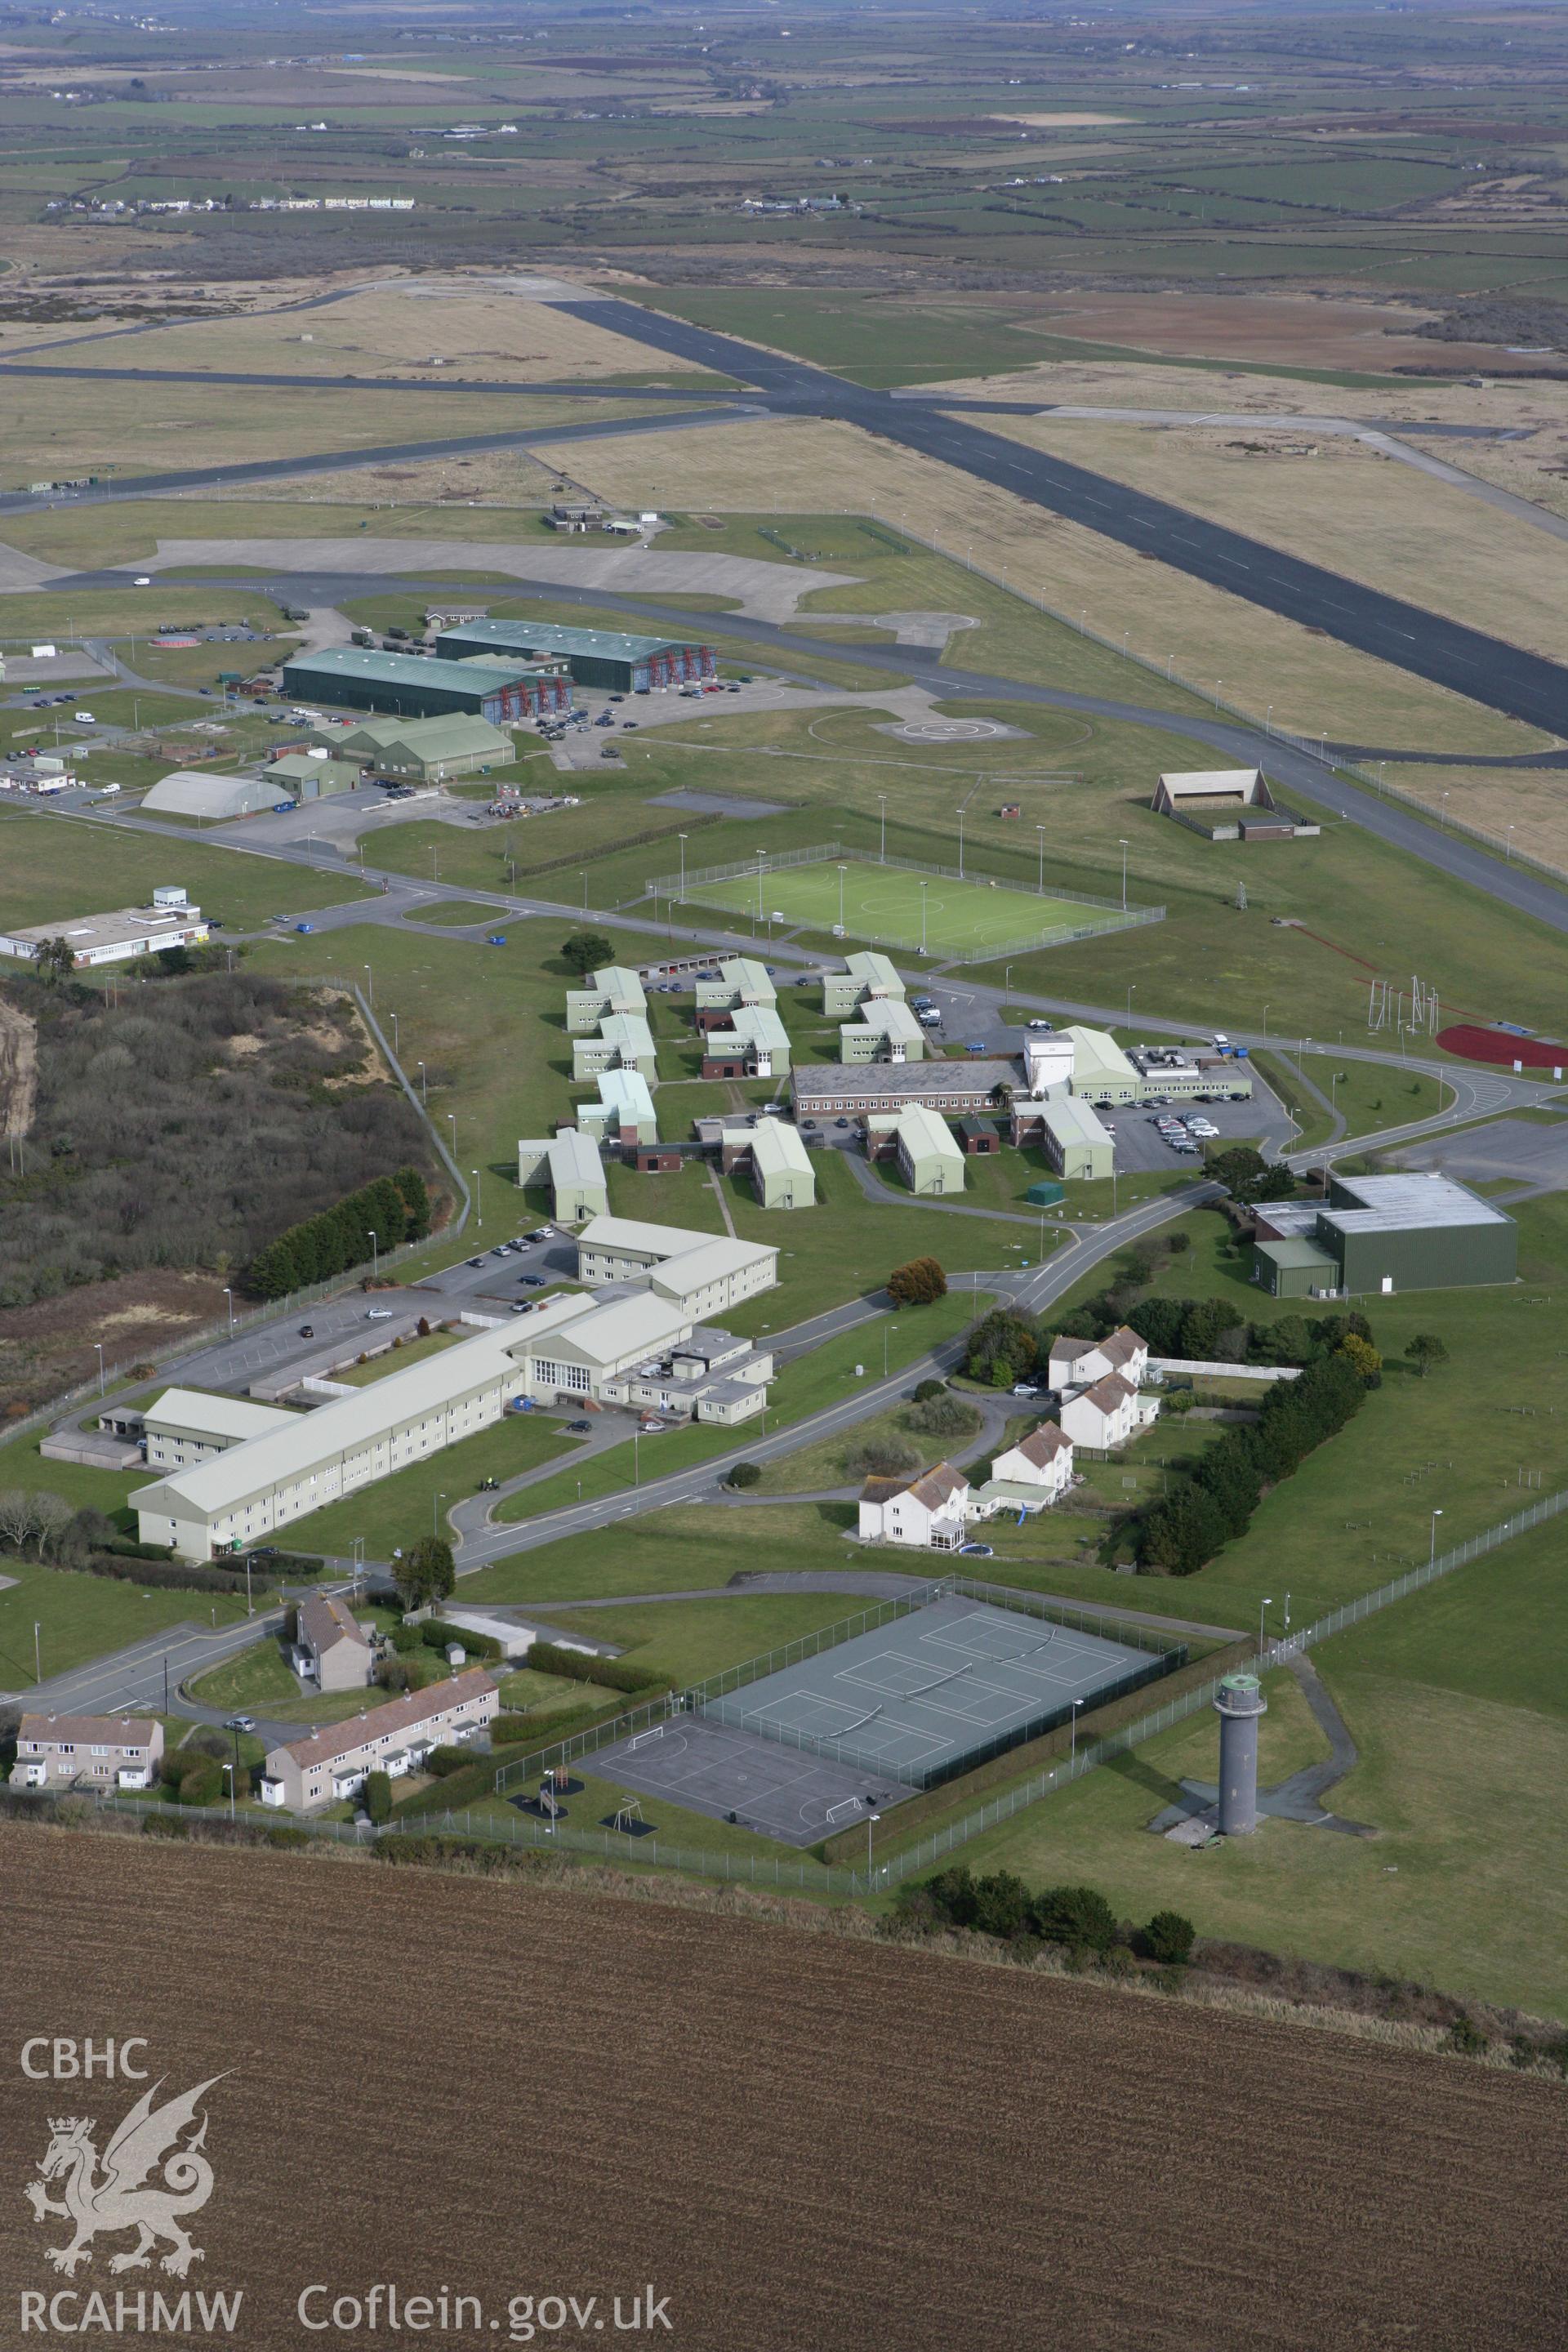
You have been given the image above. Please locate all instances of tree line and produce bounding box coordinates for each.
[244,1166,430,1298]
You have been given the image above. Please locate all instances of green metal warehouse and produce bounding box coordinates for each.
[1253,1172,1517,1298]
[433,618,716,693]
[280,646,569,722]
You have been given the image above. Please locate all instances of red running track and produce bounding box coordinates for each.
[1438,1023,1568,1070]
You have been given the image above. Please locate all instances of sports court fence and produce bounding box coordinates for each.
[73,1793,859,1894]
[52,1488,1564,1894]
[650,840,1163,965]
[495,1576,1186,1800]
[649,840,844,897]
[858,1482,1568,1892]
[492,1587,938,1793]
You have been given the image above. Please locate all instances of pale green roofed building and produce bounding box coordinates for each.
[265,753,363,800]
[516,1128,608,1224]
[337,713,514,783]
[566,965,648,1035]
[894,1102,964,1196]
[572,1010,657,1083]
[1040,1090,1114,1182]
[702,1003,791,1076]
[823,951,905,1019]
[695,956,776,1012]
[840,997,925,1065]
[1062,1024,1142,1107]
[750,1117,815,1209]
[577,1067,658,1147]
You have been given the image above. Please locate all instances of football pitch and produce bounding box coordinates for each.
[682,859,1147,960]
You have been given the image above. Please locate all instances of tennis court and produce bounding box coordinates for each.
[684,857,1138,960]
[702,1594,1164,1789]
[592,1715,912,1849]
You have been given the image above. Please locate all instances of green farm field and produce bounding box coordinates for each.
[684,856,1147,960]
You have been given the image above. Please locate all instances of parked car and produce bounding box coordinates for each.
[225,1715,256,1734]
[366,1307,394,1321]
[529,1227,552,1242]
[520,1274,546,1287]
[467,1256,486,1268]
[599,746,621,760]
[294,923,315,934]
[965,1040,988,1054]
[801,1118,817,1129]
[567,1419,592,1434]
[835,1116,849,1129]
[959,1543,995,1559]
[1026,1018,1054,1031]
[1012,1383,1039,1399]
[298,1324,315,1339]
[487,934,507,947]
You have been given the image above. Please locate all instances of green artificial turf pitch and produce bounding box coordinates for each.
[682,859,1140,959]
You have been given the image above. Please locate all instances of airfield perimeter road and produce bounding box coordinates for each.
[44,551,1568,940]
[5,282,1568,737]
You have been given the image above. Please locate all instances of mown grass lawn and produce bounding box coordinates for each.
[0,810,371,935]
[278,1414,578,1557]
[909,1517,1568,2017]
[0,1558,251,1689]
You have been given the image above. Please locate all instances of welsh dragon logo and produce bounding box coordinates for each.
[24,2076,225,2278]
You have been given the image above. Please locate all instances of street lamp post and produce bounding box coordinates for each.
[433,1491,447,1538]
[678,834,688,898]
[1430,1508,1443,1565]
[363,964,373,1007]
[94,1342,105,1396]
[390,1010,399,1058]
[866,1809,880,1881]
[1070,1697,1084,1769]
[877,794,888,863]
[471,1171,482,1230]
[417,1060,427,1105]
[1118,836,1128,911]
[1036,825,1046,896]
[837,863,848,929]
[223,1287,234,1335]
[1259,1594,1273,1661]
[956,807,966,880]
[919,880,929,955]
[367,1229,378,1279]
[1126,982,1136,1024]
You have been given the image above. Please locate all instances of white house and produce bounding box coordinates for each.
[987,1420,1075,1504]
[1047,1325,1148,1393]
[858,1461,971,1550]
[1058,1372,1156,1452]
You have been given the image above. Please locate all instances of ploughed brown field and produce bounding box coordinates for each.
[2,1826,1565,2352]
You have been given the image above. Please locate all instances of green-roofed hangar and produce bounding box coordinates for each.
[280,646,569,722]
[434,619,715,693]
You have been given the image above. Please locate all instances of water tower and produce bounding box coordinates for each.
[1214,1672,1267,1836]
